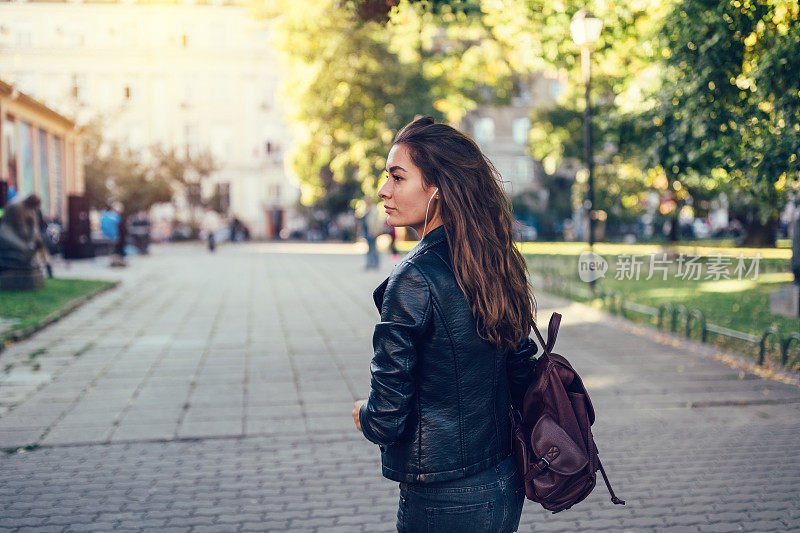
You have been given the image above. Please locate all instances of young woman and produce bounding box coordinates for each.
[351,116,539,532]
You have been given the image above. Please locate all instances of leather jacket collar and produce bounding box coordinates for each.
[408,224,447,260]
[372,225,447,312]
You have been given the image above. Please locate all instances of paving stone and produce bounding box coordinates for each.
[240,520,290,531]
[0,243,797,532]
[15,527,64,533]
[697,523,748,532]
[190,526,233,533]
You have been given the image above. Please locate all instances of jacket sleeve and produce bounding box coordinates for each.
[506,336,538,412]
[359,262,432,448]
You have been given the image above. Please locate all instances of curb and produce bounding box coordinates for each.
[539,290,800,388]
[0,281,120,358]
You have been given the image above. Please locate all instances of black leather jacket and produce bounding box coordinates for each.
[359,224,539,483]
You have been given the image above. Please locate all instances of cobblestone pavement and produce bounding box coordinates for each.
[1,241,799,532]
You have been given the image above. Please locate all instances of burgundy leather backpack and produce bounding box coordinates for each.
[510,312,625,513]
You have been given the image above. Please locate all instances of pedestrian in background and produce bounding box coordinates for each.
[201,208,221,253]
[386,220,399,261]
[352,116,538,532]
[358,195,384,270]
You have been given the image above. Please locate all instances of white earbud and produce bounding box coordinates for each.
[422,187,439,237]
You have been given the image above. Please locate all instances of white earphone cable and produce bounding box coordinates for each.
[422,188,439,238]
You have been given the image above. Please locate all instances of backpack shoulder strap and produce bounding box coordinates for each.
[532,312,561,355]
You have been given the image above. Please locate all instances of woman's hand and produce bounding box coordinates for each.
[352,399,367,432]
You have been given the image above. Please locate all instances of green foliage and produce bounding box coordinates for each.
[253,0,432,206]
[482,0,668,225]
[253,0,798,243]
[485,0,799,245]
[252,0,514,209]
[625,0,800,245]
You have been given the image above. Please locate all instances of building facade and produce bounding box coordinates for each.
[458,72,570,201]
[0,80,83,221]
[0,0,299,238]
[457,72,580,239]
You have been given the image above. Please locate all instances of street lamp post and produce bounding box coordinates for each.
[571,8,603,261]
[792,193,800,285]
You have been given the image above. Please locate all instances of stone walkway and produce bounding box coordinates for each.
[0,241,798,532]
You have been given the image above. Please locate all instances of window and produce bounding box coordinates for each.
[152,77,168,142]
[512,118,530,145]
[210,125,231,162]
[51,136,64,221]
[270,184,281,201]
[182,78,193,106]
[19,121,34,195]
[512,79,532,104]
[515,157,535,183]
[473,118,495,144]
[548,79,565,101]
[4,116,17,191]
[123,77,140,103]
[38,129,50,215]
[184,123,200,158]
[265,141,281,162]
[71,73,87,102]
[15,21,33,47]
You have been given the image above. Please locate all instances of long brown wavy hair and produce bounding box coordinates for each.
[394,116,537,353]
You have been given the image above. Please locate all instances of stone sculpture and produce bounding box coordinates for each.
[0,193,45,290]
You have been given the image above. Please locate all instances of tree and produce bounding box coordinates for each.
[482,0,670,239]
[150,146,219,218]
[82,118,172,217]
[83,117,219,219]
[253,0,435,208]
[624,0,800,246]
[252,0,515,213]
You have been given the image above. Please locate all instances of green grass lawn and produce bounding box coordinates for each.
[593,271,797,338]
[395,238,792,259]
[524,253,799,370]
[0,279,117,343]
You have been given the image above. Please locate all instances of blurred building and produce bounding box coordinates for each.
[459,72,576,200]
[0,80,83,221]
[0,0,299,239]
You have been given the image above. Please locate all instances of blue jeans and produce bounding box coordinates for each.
[397,454,525,533]
[365,235,379,268]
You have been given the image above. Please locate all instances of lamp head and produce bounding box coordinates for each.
[571,8,603,46]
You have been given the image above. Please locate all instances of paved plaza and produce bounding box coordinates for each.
[0,241,799,532]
